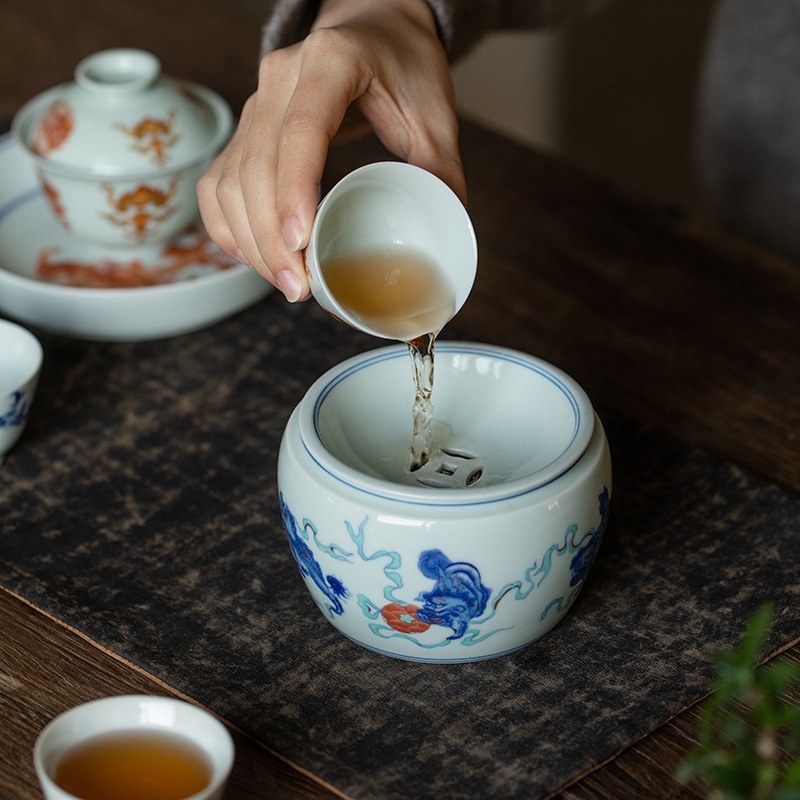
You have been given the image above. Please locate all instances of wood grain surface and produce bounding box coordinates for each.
[319,121,800,497]
[0,589,343,800]
[5,587,798,799]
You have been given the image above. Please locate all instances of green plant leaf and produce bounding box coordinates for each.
[676,604,800,799]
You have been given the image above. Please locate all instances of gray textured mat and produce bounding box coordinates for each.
[2,298,799,799]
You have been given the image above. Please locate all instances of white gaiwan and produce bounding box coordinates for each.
[12,49,232,247]
[277,342,612,663]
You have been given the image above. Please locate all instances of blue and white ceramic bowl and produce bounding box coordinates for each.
[0,319,42,462]
[277,342,612,662]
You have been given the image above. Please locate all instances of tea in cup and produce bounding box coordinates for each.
[305,161,478,466]
[305,161,477,341]
[33,695,235,800]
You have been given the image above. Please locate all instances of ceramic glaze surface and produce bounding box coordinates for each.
[12,49,232,246]
[16,49,223,175]
[0,133,270,341]
[33,696,234,800]
[0,319,42,459]
[277,343,612,662]
[305,162,477,339]
[312,344,594,492]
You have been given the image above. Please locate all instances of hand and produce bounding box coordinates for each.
[197,0,465,302]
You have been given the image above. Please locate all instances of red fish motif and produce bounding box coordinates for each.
[35,226,238,288]
[32,101,74,155]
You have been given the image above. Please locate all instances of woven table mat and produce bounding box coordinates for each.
[2,297,799,799]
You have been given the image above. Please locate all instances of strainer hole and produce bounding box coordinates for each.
[466,469,483,486]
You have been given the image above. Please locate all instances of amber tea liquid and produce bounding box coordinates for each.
[53,729,212,800]
[321,248,455,342]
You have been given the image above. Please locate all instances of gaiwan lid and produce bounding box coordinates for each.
[12,48,232,177]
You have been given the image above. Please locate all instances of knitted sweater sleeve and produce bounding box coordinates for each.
[260,0,611,61]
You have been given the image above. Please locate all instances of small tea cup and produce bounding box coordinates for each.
[0,319,43,463]
[34,695,235,800]
[305,162,477,340]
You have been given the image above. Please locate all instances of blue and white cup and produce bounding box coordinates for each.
[0,319,43,463]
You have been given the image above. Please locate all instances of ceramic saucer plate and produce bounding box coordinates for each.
[0,132,272,341]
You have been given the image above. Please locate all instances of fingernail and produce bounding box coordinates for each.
[277,270,302,303]
[234,248,252,268]
[281,216,304,253]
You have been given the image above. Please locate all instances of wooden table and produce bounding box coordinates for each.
[2,1,799,798]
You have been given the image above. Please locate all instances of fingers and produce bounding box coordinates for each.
[273,29,371,255]
[237,74,311,299]
[197,0,467,305]
[197,101,255,267]
[198,57,311,301]
[404,118,467,208]
[375,91,466,207]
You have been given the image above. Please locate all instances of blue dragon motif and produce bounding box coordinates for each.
[280,487,610,651]
[0,391,29,429]
[569,488,610,587]
[280,493,349,617]
[414,549,491,640]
